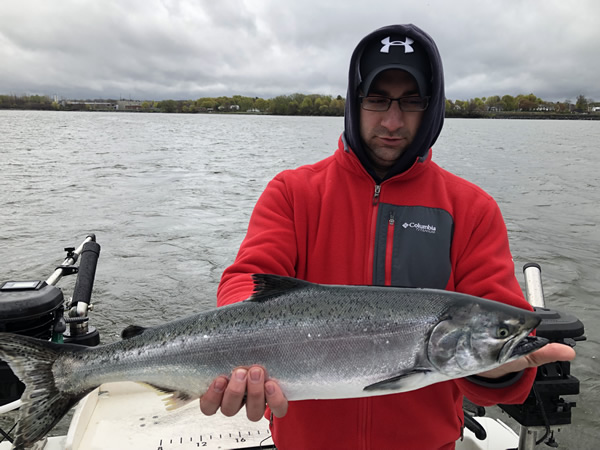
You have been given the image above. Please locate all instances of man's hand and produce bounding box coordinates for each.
[199,366,288,421]
[477,342,576,379]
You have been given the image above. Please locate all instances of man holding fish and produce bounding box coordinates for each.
[203,23,575,449]
[0,23,576,450]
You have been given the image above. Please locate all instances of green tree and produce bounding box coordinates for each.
[329,96,345,115]
[158,100,177,113]
[287,100,299,115]
[237,95,256,112]
[501,95,517,111]
[270,95,289,115]
[467,98,486,113]
[454,99,467,111]
[300,97,314,115]
[198,98,216,110]
[575,94,588,112]
[254,98,269,112]
[485,95,501,110]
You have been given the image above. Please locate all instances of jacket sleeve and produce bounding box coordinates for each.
[217,173,298,306]
[452,196,536,406]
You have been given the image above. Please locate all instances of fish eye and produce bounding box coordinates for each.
[497,326,510,338]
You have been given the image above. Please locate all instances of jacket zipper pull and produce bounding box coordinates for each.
[372,184,381,205]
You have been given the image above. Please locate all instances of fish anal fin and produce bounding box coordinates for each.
[363,368,432,392]
[138,382,198,410]
[246,274,312,302]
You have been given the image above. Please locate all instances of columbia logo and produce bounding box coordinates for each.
[402,222,437,234]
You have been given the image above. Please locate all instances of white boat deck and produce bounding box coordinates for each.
[67,382,273,450]
[1,382,519,449]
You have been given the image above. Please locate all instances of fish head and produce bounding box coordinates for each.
[427,298,545,377]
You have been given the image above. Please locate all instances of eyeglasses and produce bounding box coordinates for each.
[359,95,429,112]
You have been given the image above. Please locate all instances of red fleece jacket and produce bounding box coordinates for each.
[217,137,536,449]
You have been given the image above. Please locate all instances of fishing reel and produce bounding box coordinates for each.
[0,235,102,406]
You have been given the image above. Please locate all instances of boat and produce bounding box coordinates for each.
[0,234,585,450]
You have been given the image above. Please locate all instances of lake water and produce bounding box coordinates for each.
[1,110,599,448]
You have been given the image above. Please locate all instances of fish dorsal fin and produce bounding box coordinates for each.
[121,325,148,340]
[246,274,312,302]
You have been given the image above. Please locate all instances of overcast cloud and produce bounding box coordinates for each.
[1,0,599,102]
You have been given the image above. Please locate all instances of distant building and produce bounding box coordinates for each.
[535,104,555,112]
[116,100,142,111]
[62,100,117,111]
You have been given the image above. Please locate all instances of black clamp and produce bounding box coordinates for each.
[56,265,78,276]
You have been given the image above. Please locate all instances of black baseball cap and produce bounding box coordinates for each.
[359,34,432,97]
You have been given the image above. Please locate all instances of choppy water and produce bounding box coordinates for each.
[1,110,599,448]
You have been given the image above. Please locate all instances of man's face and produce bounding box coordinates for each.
[359,69,425,178]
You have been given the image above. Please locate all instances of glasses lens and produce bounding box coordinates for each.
[361,97,390,111]
[400,97,428,111]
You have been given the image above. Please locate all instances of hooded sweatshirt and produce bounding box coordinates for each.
[344,24,445,182]
[217,24,535,449]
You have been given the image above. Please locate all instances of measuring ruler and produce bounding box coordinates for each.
[156,428,273,449]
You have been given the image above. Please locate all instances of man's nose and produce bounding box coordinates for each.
[380,101,405,130]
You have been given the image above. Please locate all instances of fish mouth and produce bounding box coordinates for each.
[507,335,549,359]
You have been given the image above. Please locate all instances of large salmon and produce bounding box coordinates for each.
[0,274,545,448]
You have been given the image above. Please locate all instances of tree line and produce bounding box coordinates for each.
[1,92,597,116]
[0,93,346,116]
[446,93,595,116]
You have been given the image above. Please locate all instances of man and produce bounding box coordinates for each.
[200,24,575,449]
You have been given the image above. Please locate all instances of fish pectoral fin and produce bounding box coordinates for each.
[138,383,198,410]
[363,368,432,392]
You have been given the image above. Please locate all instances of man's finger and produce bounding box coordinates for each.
[245,366,267,421]
[220,368,248,416]
[265,380,288,418]
[477,342,576,379]
[200,376,227,416]
[524,342,576,367]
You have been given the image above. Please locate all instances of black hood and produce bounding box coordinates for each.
[343,24,445,182]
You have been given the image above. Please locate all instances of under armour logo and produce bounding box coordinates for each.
[380,36,414,54]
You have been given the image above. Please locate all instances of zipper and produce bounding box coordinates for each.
[367,184,382,282]
[364,184,383,447]
[372,184,381,205]
[385,211,395,286]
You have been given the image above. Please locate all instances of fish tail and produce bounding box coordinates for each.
[0,333,90,449]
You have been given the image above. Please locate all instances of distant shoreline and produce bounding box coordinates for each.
[446,111,600,120]
[1,107,599,120]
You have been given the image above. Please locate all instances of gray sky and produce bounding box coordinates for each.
[2,0,599,102]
